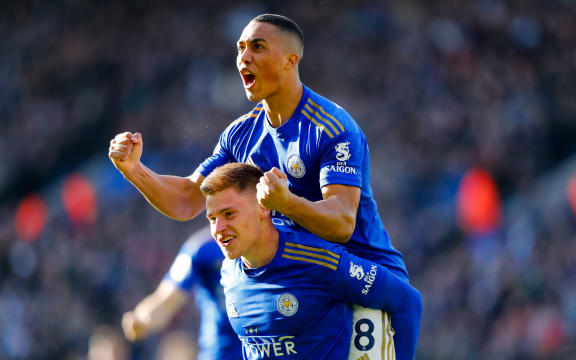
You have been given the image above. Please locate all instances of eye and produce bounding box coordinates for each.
[224,211,235,218]
[254,42,263,49]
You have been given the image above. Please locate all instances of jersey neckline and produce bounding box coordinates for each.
[240,231,286,279]
[263,85,311,138]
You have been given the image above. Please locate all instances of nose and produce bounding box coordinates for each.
[213,217,227,237]
[238,47,252,65]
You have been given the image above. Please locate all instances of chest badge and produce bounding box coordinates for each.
[287,155,306,178]
[277,293,299,316]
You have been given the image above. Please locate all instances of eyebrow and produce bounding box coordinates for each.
[206,206,234,219]
[237,37,267,46]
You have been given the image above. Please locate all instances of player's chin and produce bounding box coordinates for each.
[244,89,263,102]
[221,248,240,260]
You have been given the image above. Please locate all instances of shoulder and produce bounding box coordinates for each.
[220,258,239,281]
[179,225,213,257]
[223,103,264,134]
[279,230,345,272]
[303,89,361,137]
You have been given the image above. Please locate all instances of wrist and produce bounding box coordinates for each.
[280,192,300,217]
[123,161,143,181]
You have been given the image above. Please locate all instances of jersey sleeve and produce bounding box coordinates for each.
[319,130,365,189]
[195,127,236,177]
[331,250,419,315]
[163,242,202,292]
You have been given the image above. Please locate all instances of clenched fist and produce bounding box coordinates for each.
[256,167,293,212]
[121,311,149,341]
[108,132,143,176]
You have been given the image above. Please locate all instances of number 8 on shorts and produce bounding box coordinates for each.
[347,305,395,360]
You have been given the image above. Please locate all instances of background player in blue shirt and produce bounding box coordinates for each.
[109,13,420,359]
[200,162,421,360]
[122,226,242,360]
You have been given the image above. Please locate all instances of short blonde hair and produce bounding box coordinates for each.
[200,163,263,196]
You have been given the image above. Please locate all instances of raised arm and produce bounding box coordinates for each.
[108,132,206,221]
[257,167,360,243]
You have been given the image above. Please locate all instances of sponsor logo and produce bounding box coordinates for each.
[242,336,298,358]
[335,141,352,162]
[271,217,296,227]
[323,164,357,175]
[277,293,298,316]
[227,303,239,318]
[286,155,306,178]
[349,262,365,280]
[362,264,378,295]
[271,211,296,227]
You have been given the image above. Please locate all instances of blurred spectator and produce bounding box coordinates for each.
[88,325,129,360]
[156,330,197,360]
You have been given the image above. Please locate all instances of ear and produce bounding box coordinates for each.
[258,203,271,218]
[284,53,299,71]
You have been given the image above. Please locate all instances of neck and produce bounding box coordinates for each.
[241,221,279,268]
[263,79,303,128]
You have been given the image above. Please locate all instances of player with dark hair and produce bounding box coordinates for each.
[201,162,420,360]
[122,226,242,360]
[109,13,420,359]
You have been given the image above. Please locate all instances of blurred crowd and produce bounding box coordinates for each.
[1,0,575,359]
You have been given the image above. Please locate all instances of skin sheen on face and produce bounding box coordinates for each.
[205,188,265,262]
[236,21,296,102]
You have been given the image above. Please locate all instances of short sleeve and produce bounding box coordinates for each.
[196,130,235,177]
[319,131,365,189]
[164,249,197,292]
[331,250,412,313]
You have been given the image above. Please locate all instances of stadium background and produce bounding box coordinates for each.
[1,0,575,358]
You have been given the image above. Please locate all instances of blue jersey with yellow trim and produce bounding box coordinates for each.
[164,227,242,360]
[198,85,408,280]
[221,227,411,360]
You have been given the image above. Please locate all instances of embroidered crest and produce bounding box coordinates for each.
[277,293,299,316]
[287,155,306,178]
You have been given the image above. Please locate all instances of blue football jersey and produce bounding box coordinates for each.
[164,226,242,360]
[198,85,408,280]
[220,227,411,360]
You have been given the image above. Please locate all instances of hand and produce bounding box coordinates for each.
[256,167,292,212]
[121,311,149,341]
[108,132,143,176]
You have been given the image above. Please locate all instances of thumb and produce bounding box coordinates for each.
[131,132,142,144]
[272,167,287,180]
[270,167,284,178]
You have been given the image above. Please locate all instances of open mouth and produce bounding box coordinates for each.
[241,72,256,88]
[220,235,236,246]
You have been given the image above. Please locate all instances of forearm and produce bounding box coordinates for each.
[281,194,356,243]
[134,282,188,333]
[365,267,422,317]
[124,164,205,221]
